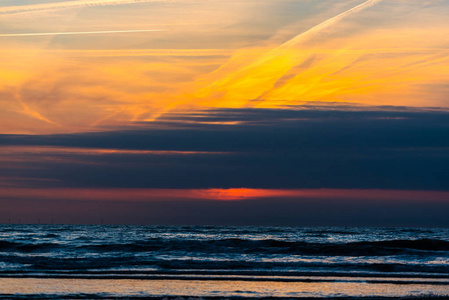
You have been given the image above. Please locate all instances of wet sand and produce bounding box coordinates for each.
[0,277,448,299]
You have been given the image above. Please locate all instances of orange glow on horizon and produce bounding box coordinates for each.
[0,187,448,203]
[197,188,303,201]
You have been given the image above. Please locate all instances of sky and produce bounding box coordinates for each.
[0,0,449,226]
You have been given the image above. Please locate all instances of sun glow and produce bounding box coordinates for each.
[0,187,447,202]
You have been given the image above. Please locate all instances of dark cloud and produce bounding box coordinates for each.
[1,106,449,190]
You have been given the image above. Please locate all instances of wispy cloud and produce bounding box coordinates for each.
[279,0,383,50]
[0,29,165,37]
[0,0,186,15]
[1,0,448,134]
[196,0,384,107]
[15,93,60,127]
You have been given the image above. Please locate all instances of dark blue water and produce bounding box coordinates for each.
[1,225,448,279]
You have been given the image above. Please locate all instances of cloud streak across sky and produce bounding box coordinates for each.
[0,0,188,14]
[195,0,387,106]
[0,29,165,37]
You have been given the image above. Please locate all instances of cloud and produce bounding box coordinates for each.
[271,0,384,50]
[1,106,448,226]
[0,0,195,15]
[1,0,449,134]
[194,0,384,105]
[0,29,165,37]
[192,0,449,111]
[0,47,229,134]
[1,107,448,191]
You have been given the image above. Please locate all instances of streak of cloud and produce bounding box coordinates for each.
[0,29,165,38]
[0,49,232,58]
[0,0,186,15]
[279,0,383,50]
[196,0,384,106]
[15,93,60,127]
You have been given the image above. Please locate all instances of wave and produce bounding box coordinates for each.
[78,238,449,255]
[360,239,449,251]
[1,256,449,275]
[2,238,448,255]
[0,241,61,252]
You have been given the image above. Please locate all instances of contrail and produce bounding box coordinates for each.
[207,0,384,82]
[0,0,180,14]
[16,95,60,127]
[195,0,384,106]
[278,0,384,50]
[243,0,384,69]
[0,29,165,37]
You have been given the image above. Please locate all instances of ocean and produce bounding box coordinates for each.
[0,225,448,299]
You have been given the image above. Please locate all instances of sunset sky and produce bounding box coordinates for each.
[1,0,449,226]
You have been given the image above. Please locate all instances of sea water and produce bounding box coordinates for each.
[0,225,448,298]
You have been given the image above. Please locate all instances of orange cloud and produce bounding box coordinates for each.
[0,146,227,157]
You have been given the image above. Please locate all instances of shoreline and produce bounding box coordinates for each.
[0,278,448,299]
[0,274,449,285]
